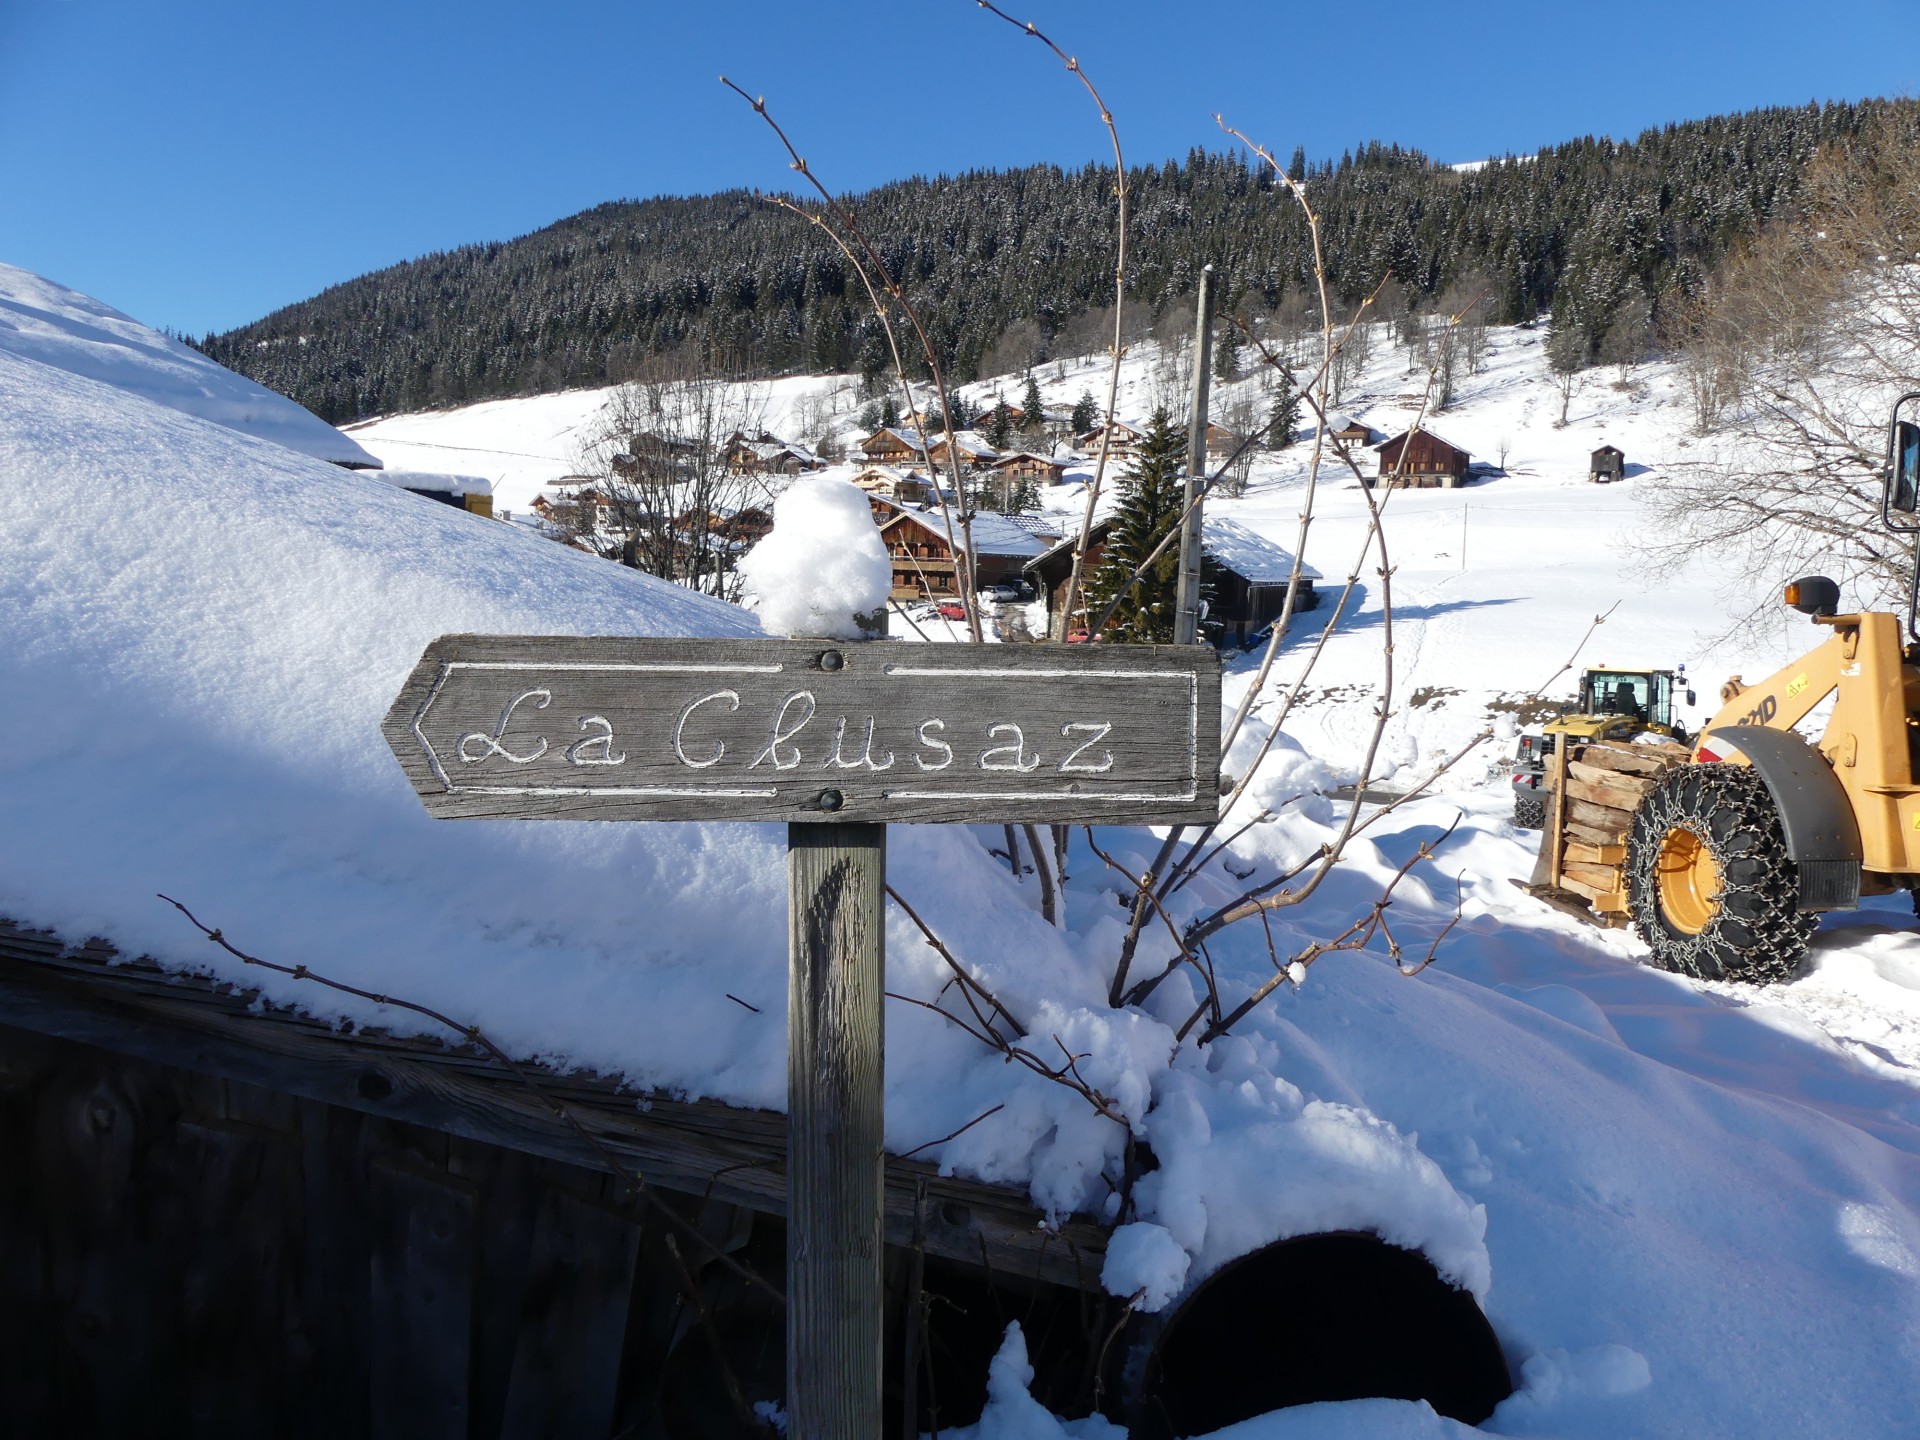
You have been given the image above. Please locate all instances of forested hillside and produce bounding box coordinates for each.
[200,99,1904,423]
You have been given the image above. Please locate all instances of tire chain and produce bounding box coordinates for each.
[1626,763,1814,985]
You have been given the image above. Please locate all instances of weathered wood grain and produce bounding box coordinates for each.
[369,1156,478,1440]
[382,634,1222,825]
[786,822,887,1438]
[498,1188,640,1440]
[0,920,1107,1290]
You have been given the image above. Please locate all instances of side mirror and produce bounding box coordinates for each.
[1686,688,1697,707]
[1885,395,1920,532]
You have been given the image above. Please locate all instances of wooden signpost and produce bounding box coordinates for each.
[384,631,1221,1437]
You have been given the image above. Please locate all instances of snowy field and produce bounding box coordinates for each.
[6,265,1920,1437]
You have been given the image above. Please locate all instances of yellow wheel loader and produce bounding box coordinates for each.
[1510,667,1694,829]
[1523,394,1920,983]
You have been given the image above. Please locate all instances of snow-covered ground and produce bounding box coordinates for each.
[6,265,1920,1438]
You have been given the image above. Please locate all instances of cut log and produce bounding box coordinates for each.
[1566,796,1636,837]
[1567,761,1658,798]
[1564,775,1652,811]
[1562,860,1625,891]
[1564,819,1625,849]
[1578,740,1692,777]
[1558,872,1629,912]
[1564,840,1627,867]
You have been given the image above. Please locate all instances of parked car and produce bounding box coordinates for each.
[936,601,968,621]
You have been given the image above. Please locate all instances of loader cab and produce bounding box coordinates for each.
[1577,668,1684,734]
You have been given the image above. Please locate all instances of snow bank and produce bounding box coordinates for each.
[0,262,378,468]
[7,271,1920,1438]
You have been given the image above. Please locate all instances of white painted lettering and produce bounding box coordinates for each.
[825,715,895,771]
[672,689,740,769]
[457,688,551,765]
[749,690,817,771]
[979,722,1040,773]
[914,718,954,771]
[565,715,628,767]
[1059,721,1115,774]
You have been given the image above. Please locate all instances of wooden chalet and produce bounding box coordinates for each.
[1372,427,1472,488]
[1075,417,1150,462]
[722,434,821,477]
[1590,445,1625,483]
[1205,422,1242,460]
[878,509,1052,599]
[851,464,937,507]
[990,451,1068,486]
[1329,415,1376,446]
[856,426,928,465]
[925,431,1002,471]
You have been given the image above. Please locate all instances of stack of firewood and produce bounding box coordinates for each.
[1549,738,1693,911]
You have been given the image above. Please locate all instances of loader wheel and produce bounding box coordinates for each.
[1626,764,1814,985]
[1513,794,1546,830]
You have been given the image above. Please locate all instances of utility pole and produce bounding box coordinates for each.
[1174,265,1215,645]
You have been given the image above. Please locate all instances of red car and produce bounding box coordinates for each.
[936,601,968,621]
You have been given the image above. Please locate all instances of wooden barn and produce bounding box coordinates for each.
[1590,445,1625,483]
[1203,517,1321,645]
[1372,427,1472,488]
[1024,518,1317,644]
[1329,416,1376,446]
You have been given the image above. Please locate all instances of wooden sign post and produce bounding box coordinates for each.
[385,632,1221,1436]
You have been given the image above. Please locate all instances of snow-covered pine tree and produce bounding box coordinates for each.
[1087,407,1187,641]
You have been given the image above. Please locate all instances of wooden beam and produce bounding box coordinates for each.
[0,920,1105,1291]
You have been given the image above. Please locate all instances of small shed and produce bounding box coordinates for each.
[1329,416,1375,446]
[1203,517,1321,644]
[1372,427,1472,488]
[1590,445,1625,483]
[373,470,495,519]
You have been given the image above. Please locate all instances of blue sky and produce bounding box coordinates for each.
[3,0,1914,337]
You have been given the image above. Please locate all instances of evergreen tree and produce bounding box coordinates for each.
[1088,408,1187,641]
[1213,322,1242,381]
[1268,382,1302,448]
[1288,146,1307,183]
[1071,390,1098,436]
[1020,372,1044,432]
[881,397,899,428]
[986,400,1013,450]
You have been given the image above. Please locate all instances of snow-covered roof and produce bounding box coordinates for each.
[0,262,380,469]
[1203,516,1320,583]
[960,511,1051,557]
[376,469,493,498]
[1373,423,1471,455]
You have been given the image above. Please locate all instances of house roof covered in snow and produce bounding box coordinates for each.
[0,262,381,469]
[1203,516,1320,583]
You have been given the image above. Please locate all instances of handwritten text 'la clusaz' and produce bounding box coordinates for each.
[456,687,1116,777]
